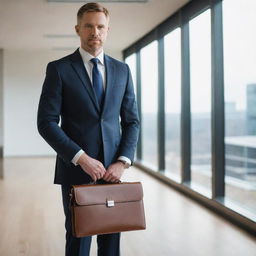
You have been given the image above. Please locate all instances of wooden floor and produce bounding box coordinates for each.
[0,157,255,256]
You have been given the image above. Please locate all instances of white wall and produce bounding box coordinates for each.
[3,48,121,157]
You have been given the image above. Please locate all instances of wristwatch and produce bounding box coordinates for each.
[117,159,130,169]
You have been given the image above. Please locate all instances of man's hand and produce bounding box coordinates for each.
[77,153,106,182]
[103,161,125,183]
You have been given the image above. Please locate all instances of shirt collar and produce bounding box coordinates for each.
[79,47,104,65]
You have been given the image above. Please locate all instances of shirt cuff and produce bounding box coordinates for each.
[117,156,131,166]
[72,149,84,166]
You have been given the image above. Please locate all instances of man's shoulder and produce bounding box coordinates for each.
[105,54,127,68]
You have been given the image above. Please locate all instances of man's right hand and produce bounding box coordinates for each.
[77,153,106,182]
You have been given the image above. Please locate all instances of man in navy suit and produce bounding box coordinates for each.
[37,2,139,256]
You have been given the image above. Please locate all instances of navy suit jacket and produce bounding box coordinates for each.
[37,49,140,185]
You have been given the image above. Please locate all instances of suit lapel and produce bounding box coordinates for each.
[102,55,116,116]
[70,49,100,112]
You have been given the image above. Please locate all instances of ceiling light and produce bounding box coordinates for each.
[44,34,77,38]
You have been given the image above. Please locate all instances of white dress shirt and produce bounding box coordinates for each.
[71,47,131,166]
[79,47,106,90]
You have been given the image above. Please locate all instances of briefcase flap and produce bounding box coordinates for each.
[72,182,143,206]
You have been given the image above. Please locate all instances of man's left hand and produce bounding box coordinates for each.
[103,162,125,183]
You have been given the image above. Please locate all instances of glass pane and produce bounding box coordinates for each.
[125,54,137,95]
[189,9,212,194]
[140,41,158,169]
[164,28,181,182]
[223,0,256,214]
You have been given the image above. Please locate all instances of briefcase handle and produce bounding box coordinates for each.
[88,180,121,185]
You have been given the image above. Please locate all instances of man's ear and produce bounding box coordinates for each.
[75,25,79,35]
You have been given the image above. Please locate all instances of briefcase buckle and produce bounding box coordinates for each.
[107,199,115,207]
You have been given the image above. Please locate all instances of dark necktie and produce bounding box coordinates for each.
[90,58,104,108]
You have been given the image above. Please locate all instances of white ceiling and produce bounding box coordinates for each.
[0,0,190,53]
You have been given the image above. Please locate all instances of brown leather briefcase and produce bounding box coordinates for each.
[70,182,146,237]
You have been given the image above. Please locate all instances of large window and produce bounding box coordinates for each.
[123,0,256,232]
[140,41,158,169]
[189,9,212,194]
[223,0,256,212]
[164,28,181,181]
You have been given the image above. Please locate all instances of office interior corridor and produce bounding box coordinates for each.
[0,157,255,256]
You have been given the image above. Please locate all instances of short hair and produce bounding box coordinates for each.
[77,2,109,23]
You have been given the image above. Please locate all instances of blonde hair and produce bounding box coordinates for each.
[77,2,109,23]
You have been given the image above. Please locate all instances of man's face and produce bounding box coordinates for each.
[75,12,109,55]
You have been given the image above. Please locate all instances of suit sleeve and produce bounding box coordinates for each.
[37,62,81,163]
[118,64,140,163]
